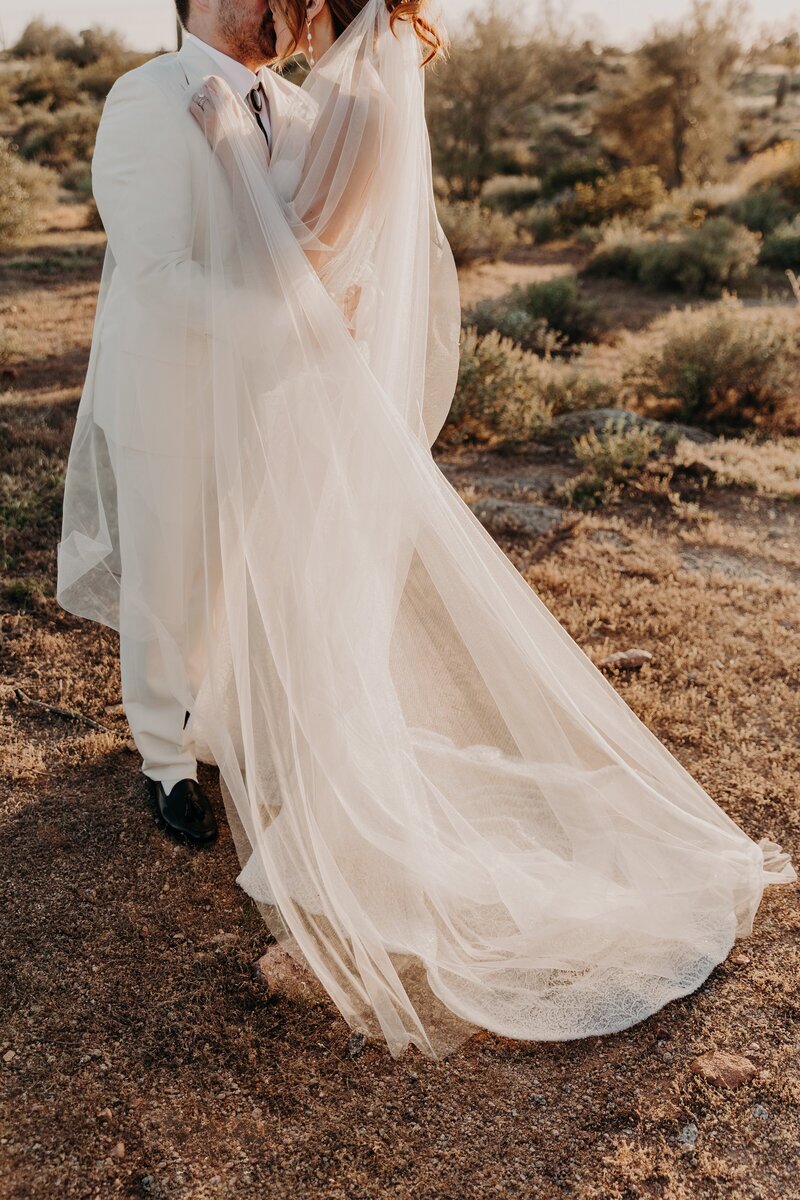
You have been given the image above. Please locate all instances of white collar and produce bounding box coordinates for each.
[183,33,259,99]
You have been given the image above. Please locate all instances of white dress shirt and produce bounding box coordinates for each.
[184,32,271,149]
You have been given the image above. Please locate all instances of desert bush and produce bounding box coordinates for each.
[585,217,761,295]
[85,198,105,232]
[448,328,610,445]
[725,185,793,235]
[60,161,93,197]
[0,140,58,247]
[0,327,19,366]
[734,140,800,204]
[481,176,542,214]
[539,155,608,199]
[15,103,100,172]
[621,295,797,428]
[572,415,663,479]
[450,329,555,442]
[58,26,127,67]
[11,20,77,59]
[760,216,800,269]
[672,435,800,499]
[436,198,519,266]
[465,276,599,351]
[13,55,83,111]
[564,165,668,227]
[559,414,664,508]
[515,204,562,243]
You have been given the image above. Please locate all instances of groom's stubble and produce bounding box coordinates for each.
[217,0,278,67]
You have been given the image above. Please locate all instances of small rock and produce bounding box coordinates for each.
[110,1142,125,1160]
[599,648,653,672]
[711,658,725,670]
[3,1050,16,1063]
[677,1122,698,1146]
[347,1031,368,1059]
[125,739,138,753]
[104,703,125,716]
[752,1103,769,1120]
[97,1108,114,1123]
[469,498,564,541]
[690,1050,756,1088]
[731,953,751,966]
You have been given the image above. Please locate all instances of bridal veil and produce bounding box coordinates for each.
[58,0,795,1058]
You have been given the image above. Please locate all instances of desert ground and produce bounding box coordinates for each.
[1,204,799,1200]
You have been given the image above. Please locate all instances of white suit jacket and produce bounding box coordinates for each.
[88,41,299,454]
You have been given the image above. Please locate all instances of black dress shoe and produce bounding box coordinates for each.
[149,778,219,845]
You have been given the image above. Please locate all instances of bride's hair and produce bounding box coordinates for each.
[284,0,445,66]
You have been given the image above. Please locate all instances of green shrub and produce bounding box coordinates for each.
[622,296,796,427]
[13,55,83,111]
[585,217,760,296]
[465,298,553,356]
[449,328,610,445]
[760,217,800,269]
[481,176,542,214]
[572,415,663,480]
[540,156,608,199]
[465,276,599,352]
[16,102,100,172]
[515,204,562,243]
[0,140,57,247]
[725,185,793,235]
[449,329,554,442]
[60,161,93,197]
[558,415,664,509]
[436,198,519,266]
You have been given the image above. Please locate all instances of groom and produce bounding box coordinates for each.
[87,0,293,844]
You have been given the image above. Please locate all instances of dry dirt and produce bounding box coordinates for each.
[1,209,799,1200]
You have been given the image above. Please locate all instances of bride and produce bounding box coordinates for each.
[74,0,799,1059]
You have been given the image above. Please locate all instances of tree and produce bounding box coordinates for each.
[426,3,599,199]
[593,0,743,188]
[425,9,534,199]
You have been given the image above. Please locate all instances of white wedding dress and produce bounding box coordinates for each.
[58,0,795,1059]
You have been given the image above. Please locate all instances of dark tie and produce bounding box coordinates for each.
[247,82,271,151]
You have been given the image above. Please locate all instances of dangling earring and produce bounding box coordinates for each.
[306,14,316,66]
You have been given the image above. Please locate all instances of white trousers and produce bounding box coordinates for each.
[114,443,219,791]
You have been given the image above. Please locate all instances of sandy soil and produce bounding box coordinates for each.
[1,210,799,1200]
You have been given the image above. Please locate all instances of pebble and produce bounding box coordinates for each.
[599,648,653,671]
[347,1032,368,1059]
[690,1050,756,1088]
[677,1122,698,1146]
[752,1104,769,1120]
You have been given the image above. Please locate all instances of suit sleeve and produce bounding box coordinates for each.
[92,69,212,330]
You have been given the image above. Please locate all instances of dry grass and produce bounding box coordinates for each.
[1,208,798,1200]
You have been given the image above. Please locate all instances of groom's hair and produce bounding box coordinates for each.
[175,0,190,27]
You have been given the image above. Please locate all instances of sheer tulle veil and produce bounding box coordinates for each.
[57,0,795,1059]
